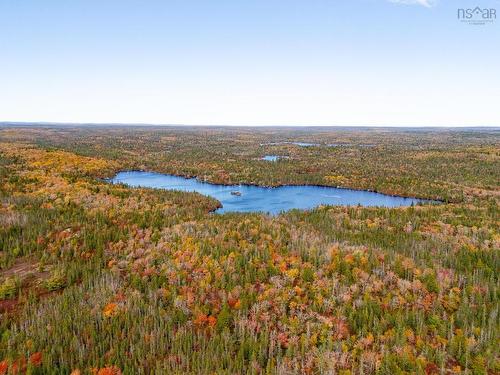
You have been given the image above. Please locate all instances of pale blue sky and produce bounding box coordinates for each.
[0,0,499,126]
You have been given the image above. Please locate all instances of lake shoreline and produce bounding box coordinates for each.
[108,168,444,202]
[107,169,443,209]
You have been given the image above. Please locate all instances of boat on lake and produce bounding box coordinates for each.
[109,171,437,214]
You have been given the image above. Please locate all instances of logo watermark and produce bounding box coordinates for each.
[458,6,496,25]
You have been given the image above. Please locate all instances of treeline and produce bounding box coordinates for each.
[0,131,498,374]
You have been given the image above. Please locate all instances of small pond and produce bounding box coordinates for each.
[262,155,280,161]
[260,142,319,147]
[109,171,435,214]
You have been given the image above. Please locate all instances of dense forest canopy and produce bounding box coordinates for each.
[0,126,498,374]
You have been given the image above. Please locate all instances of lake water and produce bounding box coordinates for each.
[261,142,375,148]
[110,171,433,214]
[260,142,319,147]
[262,155,280,161]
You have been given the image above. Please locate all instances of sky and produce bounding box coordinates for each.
[0,0,499,126]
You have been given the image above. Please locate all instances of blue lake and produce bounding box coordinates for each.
[110,171,434,214]
[261,142,319,147]
[262,155,280,161]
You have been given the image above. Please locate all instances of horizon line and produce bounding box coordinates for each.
[1,121,499,129]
